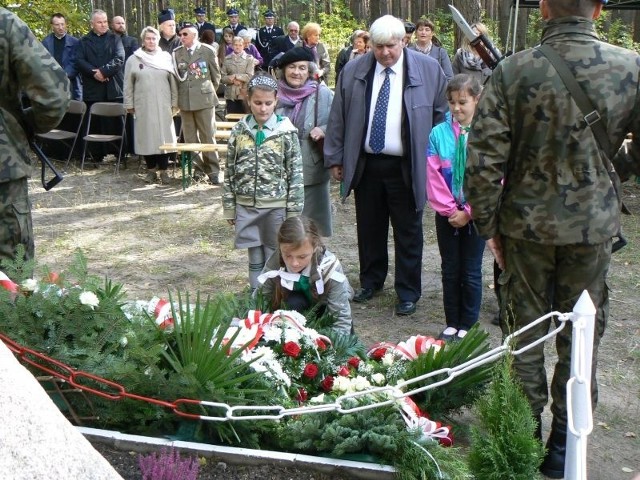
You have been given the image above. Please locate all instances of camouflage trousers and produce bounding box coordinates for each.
[0,178,34,262]
[498,236,610,426]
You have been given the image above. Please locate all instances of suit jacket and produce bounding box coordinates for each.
[226,23,246,36]
[268,35,302,60]
[118,34,139,61]
[42,33,82,100]
[76,31,125,102]
[173,43,221,111]
[255,25,284,64]
[324,49,449,210]
[197,21,216,39]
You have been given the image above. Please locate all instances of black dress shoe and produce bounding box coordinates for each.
[395,301,416,316]
[353,288,376,303]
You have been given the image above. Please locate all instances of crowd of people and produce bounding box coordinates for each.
[2,2,639,479]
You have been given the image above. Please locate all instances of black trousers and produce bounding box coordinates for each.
[353,153,423,302]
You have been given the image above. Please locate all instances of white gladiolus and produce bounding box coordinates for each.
[332,376,352,393]
[382,353,395,366]
[371,373,386,385]
[79,291,100,309]
[21,278,38,292]
[353,376,371,391]
[309,393,325,403]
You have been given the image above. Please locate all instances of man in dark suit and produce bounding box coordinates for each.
[225,8,246,36]
[173,23,221,184]
[76,9,125,161]
[324,15,448,316]
[255,10,284,70]
[42,13,82,100]
[194,7,216,41]
[158,9,180,52]
[111,15,138,61]
[268,21,302,63]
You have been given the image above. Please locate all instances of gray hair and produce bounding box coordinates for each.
[276,61,319,82]
[238,29,252,40]
[140,26,160,41]
[369,15,405,46]
[91,9,107,21]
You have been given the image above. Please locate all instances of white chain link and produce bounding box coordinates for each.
[185,311,574,422]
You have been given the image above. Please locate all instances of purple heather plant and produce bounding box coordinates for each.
[138,447,199,480]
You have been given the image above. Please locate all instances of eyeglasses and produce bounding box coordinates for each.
[179,32,191,37]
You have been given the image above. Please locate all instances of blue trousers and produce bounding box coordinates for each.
[435,213,485,330]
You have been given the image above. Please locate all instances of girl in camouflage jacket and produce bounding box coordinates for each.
[223,74,304,288]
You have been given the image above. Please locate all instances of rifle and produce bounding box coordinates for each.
[29,140,63,191]
[449,5,503,70]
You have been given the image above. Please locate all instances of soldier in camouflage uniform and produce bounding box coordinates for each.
[465,0,640,477]
[0,8,70,262]
[223,75,303,289]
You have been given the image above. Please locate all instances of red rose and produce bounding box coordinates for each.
[296,388,308,403]
[370,347,387,360]
[315,339,327,351]
[303,363,319,379]
[347,356,360,368]
[320,376,334,392]
[282,341,301,358]
[337,366,350,377]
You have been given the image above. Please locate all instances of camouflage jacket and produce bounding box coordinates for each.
[223,114,303,219]
[465,17,640,245]
[0,8,70,183]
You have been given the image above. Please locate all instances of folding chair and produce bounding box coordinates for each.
[80,102,127,172]
[35,99,87,168]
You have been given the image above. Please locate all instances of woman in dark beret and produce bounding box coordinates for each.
[274,47,334,237]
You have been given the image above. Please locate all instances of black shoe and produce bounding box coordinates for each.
[395,301,416,316]
[208,174,220,185]
[540,418,567,479]
[353,288,376,303]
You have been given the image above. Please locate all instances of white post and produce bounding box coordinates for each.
[564,290,596,480]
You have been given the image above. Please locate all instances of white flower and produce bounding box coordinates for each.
[261,326,284,342]
[332,376,352,393]
[309,393,326,403]
[79,291,100,309]
[119,336,128,347]
[21,278,38,292]
[371,373,386,385]
[352,375,371,391]
[382,353,395,366]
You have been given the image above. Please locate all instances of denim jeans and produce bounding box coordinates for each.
[435,213,486,330]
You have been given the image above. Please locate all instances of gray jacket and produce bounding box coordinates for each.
[323,49,448,210]
[259,248,354,335]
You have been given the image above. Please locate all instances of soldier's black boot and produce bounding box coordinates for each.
[534,414,542,443]
[540,418,567,479]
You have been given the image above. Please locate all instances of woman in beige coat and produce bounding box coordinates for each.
[221,37,254,114]
[124,26,177,184]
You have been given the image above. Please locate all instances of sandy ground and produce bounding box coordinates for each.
[24,160,640,479]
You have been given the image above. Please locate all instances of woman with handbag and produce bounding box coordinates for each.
[274,47,334,237]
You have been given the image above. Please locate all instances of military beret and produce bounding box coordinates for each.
[227,8,239,16]
[194,7,206,15]
[263,10,275,18]
[178,22,197,33]
[275,47,315,69]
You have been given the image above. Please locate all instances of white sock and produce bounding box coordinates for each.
[442,327,458,336]
[457,329,468,338]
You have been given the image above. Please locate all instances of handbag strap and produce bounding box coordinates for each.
[537,44,612,160]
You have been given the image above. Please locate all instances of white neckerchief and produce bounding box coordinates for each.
[257,255,346,295]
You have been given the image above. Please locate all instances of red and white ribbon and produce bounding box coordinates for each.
[401,397,453,446]
[394,335,444,360]
[0,271,19,293]
[147,297,175,330]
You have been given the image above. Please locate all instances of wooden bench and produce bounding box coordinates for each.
[216,121,237,130]
[159,143,228,190]
[214,130,232,141]
[225,113,244,121]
